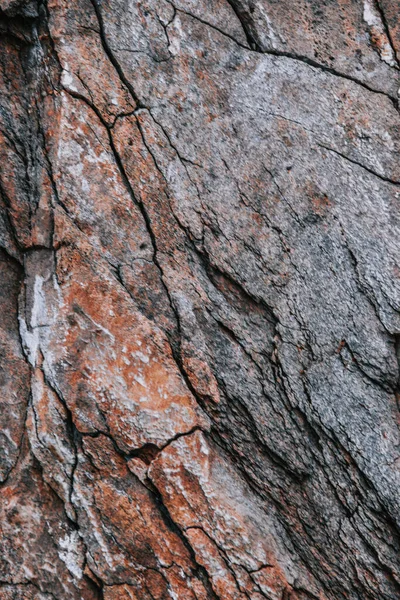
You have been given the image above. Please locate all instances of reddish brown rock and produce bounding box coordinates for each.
[0,439,99,599]
[0,251,29,483]
[48,0,135,126]
[72,434,211,598]
[379,0,400,62]
[149,430,323,599]
[44,235,208,450]
[1,0,400,599]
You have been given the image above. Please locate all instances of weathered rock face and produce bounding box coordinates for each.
[1,0,400,598]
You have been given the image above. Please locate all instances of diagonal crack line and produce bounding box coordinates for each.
[184,525,254,599]
[134,114,199,243]
[63,88,169,297]
[375,0,400,70]
[88,0,143,108]
[0,181,22,255]
[147,481,221,600]
[337,220,392,336]
[255,50,398,107]
[179,0,399,107]
[147,109,203,169]
[224,0,259,50]
[63,90,211,421]
[71,7,187,346]
[317,143,400,186]
[166,1,252,51]
[339,339,395,394]
[89,0,397,112]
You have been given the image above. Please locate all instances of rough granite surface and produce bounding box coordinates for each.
[0,0,400,598]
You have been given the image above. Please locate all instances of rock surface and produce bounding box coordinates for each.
[0,0,400,598]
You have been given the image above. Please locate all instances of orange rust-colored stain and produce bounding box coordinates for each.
[305,182,333,217]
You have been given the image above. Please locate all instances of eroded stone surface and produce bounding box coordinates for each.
[0,0,400,599]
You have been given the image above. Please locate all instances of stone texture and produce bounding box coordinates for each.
[0,0,400,599]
